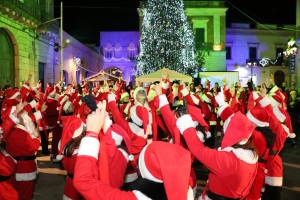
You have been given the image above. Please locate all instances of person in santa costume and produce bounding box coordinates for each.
[56,116,85,200]
[41,84,61,155]
[0,106,22,200]
[107,92,152,186]
[257,84,296,200]
[246,105,276,200]
[176,91,258,200]
[5,109,42,200]
[73,101,151,200]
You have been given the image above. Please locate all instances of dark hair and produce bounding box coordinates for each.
[232,139,258,158]
[63,131,85,157]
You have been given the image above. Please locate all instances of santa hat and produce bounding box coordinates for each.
[58,116,83,155]
[129,105,149,133]
[201,92,213,104]
[45,86,54,97]
[246,106,270,127]
[19,82,32,102]
[57,95,70,110]
[133,87,146,101]
[221,112,255,149]
[57,98,73,124]
[111,124,132,155]
[187,105,209,131]
[120,92,129,102]
[1,106,16,120]
[138,141,192,200]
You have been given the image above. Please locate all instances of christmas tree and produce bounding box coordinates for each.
[137,0,199,77]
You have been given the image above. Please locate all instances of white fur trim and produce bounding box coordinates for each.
[63,194,73,200]
[71,88,75,93]
[22,83,30,89]
[273,107,286,122]
[123,103,131,115]
[269,96,281,108]
[259,96,271,107]
[158,94,169,109]
[107,93,116,103]
[130,106,143,126]
[33,111,42,121]
[129,122,146,138]
[133,87,146,101]
[63,101,72,111]
[194,121,199,126]
[180,87,189,97]
[191,95,200,105]
[187,186,194,200]
[132,190,152,200]
[56,154,64,161]
[246,111,269,127]
[118,148,130,162]
[15,171,37,181]
[29,100,37,108]
[9,113,20,124]
[9,91,20,99]
[73,123,83,138]
[269,85,279,94]
[252,91,259,100]
[219,147,258,164]
[161,81,169,89]
[138,144,163,183]
[176,115,195,134]
[265,176,283,186]
[281,124,290,136]
[201,94,211,103]
[124,172,139,183]
[217,103,229,117]
[78,137,100,160]
[112,131,123,146]
[60,95,69,105]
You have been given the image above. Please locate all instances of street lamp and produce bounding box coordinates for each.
[247,61,257,82]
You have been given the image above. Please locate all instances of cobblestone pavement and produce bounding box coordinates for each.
[33,135,300,200]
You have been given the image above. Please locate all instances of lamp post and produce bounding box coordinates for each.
[247,61,257,83]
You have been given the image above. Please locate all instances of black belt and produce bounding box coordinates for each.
[207,191,240,200]
[269,150,278,156]
[258,157,267,163]
[13,155,37,161]
[67,173,74,179]
[0,175,11,182]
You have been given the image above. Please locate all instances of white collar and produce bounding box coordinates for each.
[218,147,258,164]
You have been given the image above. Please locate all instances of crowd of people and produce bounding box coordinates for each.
[0,69,299,200]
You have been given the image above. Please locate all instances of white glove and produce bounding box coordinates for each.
[215,91,226,107]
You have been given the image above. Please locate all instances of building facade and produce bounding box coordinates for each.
[0,0,103,90]
[226,23,296,87]
[100,31,139,84]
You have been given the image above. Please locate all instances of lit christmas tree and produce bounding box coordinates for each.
[137,0,199,77]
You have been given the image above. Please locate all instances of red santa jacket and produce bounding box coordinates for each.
[43,97,59,128]
[73,134,147,200]
[0,150,18,200]
[0,112,19,141]
[6,124,40,181]
[62,153,83,200]
[177,115,258,199]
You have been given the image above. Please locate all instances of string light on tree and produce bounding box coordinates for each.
[137,0,199,77]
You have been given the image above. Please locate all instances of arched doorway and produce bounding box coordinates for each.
[0,29,14,88]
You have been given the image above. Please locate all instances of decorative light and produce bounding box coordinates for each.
[213,44,222,51]
[104,57,132,62]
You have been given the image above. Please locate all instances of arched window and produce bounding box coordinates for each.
[104,43,113,58]
[114,43,122,58]
[76,69,81,83]
[127,42,136,59]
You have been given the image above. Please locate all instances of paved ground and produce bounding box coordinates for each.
[33,135,300,200]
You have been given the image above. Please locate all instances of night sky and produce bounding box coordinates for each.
[54,0,297,45]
